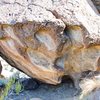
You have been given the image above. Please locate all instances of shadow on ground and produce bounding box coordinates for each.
[7,78,78,100]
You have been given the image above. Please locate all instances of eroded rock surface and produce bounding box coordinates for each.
[0,0,100,85]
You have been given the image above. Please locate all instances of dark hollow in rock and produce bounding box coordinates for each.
[62,75,74,86]
[21,78,40,90]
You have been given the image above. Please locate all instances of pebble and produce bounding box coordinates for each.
[30,98,42,100]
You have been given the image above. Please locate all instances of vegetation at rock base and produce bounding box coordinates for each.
[0,78,15,100]
[0,77,22,100]
[15,81,22,95]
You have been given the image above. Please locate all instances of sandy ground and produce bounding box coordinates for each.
[0,57,100,100]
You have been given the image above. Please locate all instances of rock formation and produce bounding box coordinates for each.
[0,0,100,87]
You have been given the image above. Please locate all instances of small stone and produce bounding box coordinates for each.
[30,98,42,100]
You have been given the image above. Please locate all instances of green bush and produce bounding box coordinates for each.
[0,77,15,100]
[0,77,23,100]
[15,81,22,95]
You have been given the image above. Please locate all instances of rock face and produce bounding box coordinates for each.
[0,0,100,85]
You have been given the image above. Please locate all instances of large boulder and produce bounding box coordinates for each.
[0,0,100,86]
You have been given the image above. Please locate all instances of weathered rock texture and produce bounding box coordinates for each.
[0,0,100,85]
